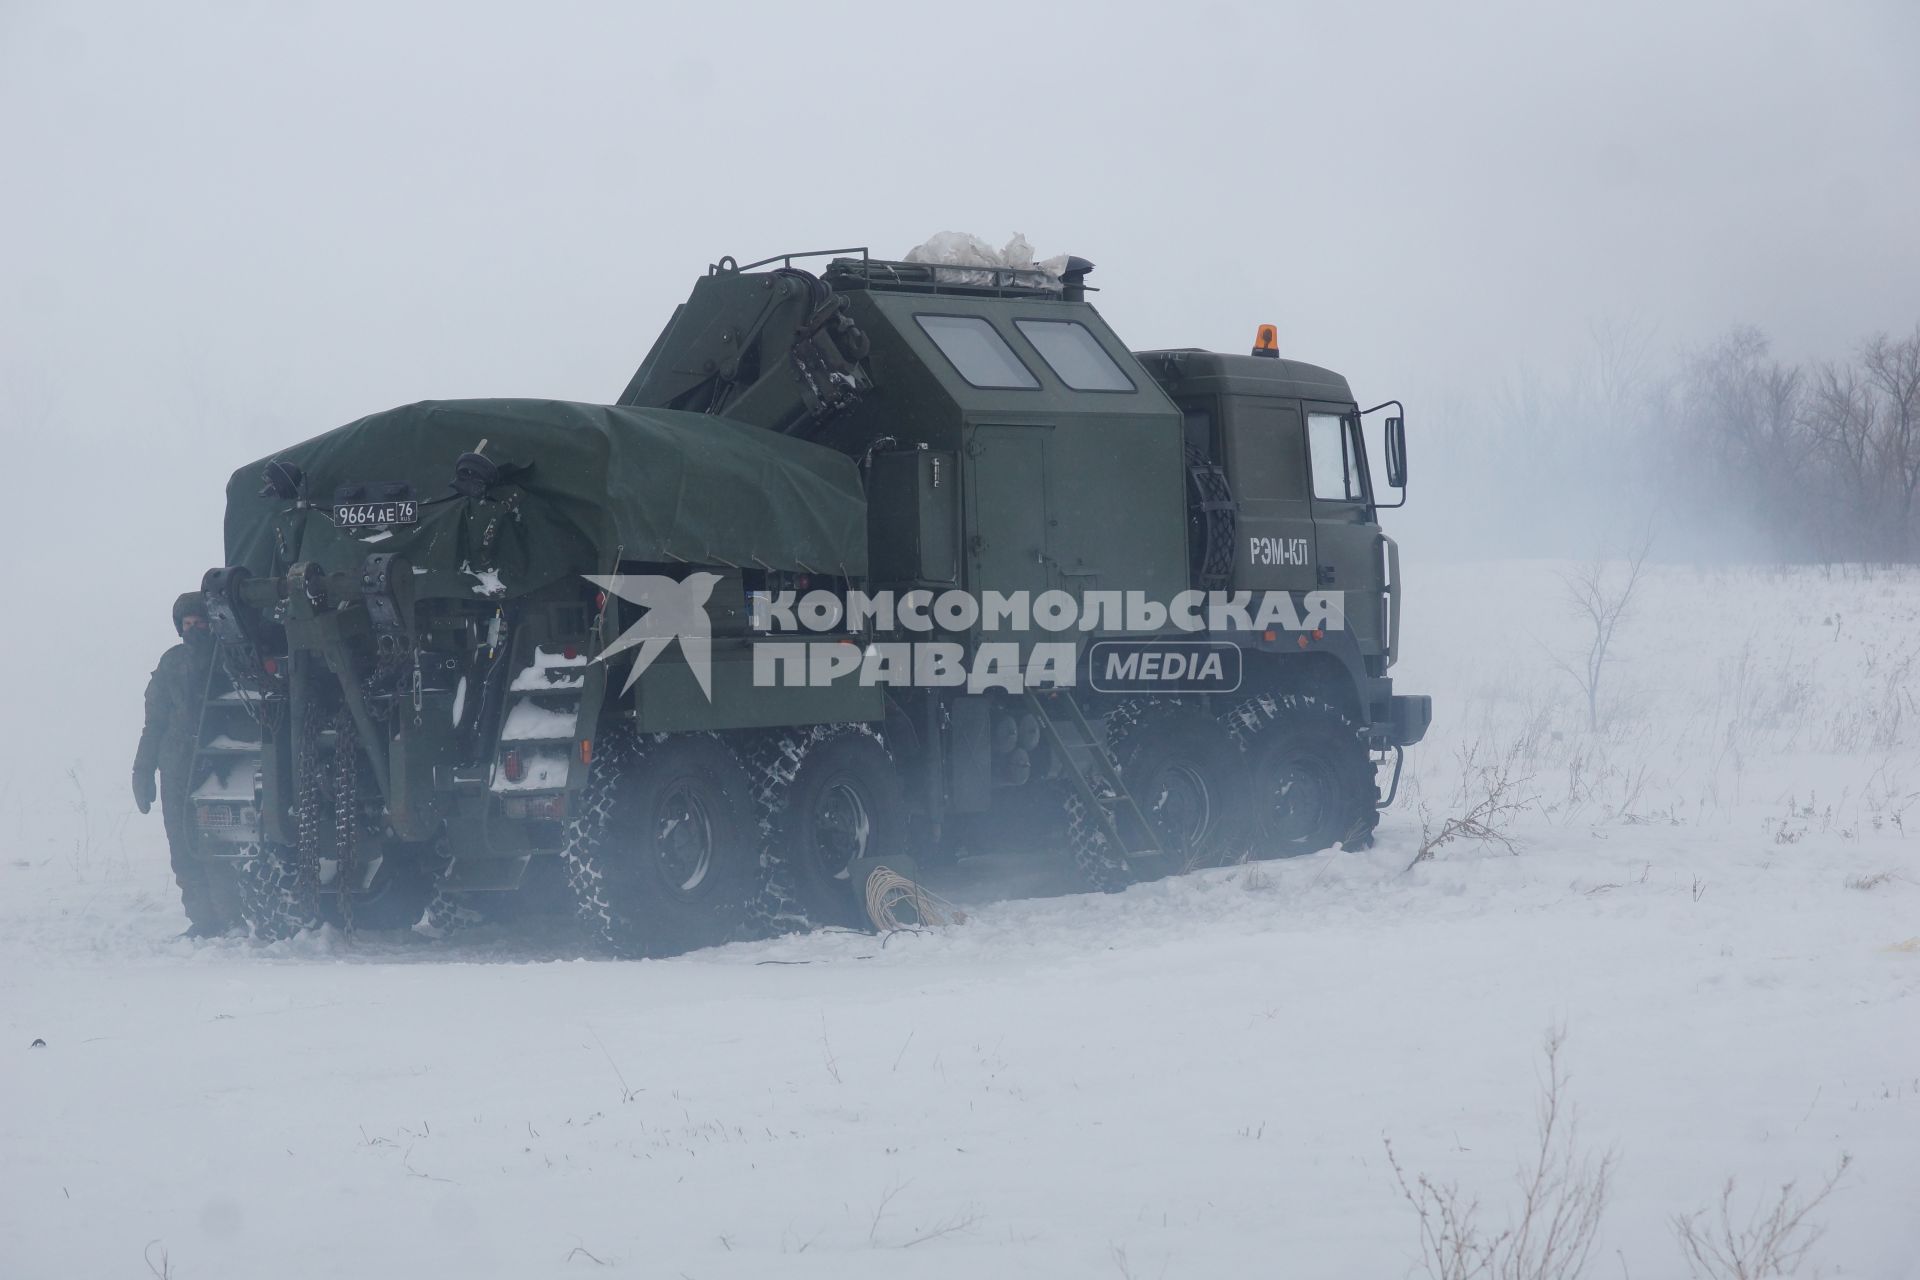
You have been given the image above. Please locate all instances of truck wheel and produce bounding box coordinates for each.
[1119,709,1251,870]
[1063,783,1132,893]
[200,858,247,933]
[412,836,492,937]
[1230,694,1378,854]
[755,726,905,929]
[1062,697,1144,892]
[562,728,761,958]
[237,841,320,941]
[1065,701,1250,890]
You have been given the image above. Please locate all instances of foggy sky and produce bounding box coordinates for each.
[1,1,1915,841]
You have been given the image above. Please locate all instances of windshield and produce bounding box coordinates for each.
[1307,410,1372,504]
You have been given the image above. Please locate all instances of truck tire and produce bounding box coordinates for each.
[562,727,761,958]
[201,858,247,933]
[1063,783,1131,893]
[1229,693,1378,854]
[751,725,905,929]
[1065,700,1250,891]
[237,841,320,941]
[1063,697,1144,892]
[1123,708,1253,870]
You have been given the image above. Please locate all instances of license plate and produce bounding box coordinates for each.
[334,500,418,528]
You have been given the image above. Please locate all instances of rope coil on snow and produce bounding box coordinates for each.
[862,866,965,933]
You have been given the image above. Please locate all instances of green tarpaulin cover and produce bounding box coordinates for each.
[223,399,867,598]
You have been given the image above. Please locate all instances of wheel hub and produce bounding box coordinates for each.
[1267,750,1341,844]
[654,782,715,894]
[812,779,872,881]
[1146,761,1214,852]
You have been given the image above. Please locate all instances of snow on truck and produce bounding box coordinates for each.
[187,245,1431,952]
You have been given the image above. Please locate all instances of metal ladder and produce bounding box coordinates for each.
[185,643,267,851]
[1022,690,1167,862]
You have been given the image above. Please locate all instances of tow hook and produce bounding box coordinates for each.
[1376,745,1405,809]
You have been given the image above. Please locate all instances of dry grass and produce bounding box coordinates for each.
[1672,1155,1851,1279]
[1386,1029,1614,1280]
[1546,536,1652,733]
[1411,739,1538,868]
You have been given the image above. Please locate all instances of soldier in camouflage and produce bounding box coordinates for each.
[133,592,227,936]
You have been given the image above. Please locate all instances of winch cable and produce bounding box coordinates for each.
[862,866,964,933]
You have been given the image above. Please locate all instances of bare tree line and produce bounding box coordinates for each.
[1419,320,1920,565]
[1684,323,1920,563]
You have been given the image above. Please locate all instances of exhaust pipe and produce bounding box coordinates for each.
[1061,256,1095,303]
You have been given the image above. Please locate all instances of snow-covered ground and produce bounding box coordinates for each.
[4,562,1917,1278]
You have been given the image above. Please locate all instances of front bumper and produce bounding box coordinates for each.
[1385,693,1432,747]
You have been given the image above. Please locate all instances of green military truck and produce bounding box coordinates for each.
[189,248,1430,953]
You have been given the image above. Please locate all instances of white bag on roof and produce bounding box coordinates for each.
[904,232,1069,281]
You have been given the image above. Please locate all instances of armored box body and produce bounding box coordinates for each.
[761,275,1186,658]
[616,258,1193,656]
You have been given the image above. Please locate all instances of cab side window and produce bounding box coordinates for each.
[1307,412,1365,502]
[1227,400,1307,499]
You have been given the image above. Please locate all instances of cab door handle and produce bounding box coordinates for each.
[1317,565,1337,585]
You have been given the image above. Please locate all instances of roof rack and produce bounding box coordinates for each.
[709,247,873,275]
[707,247,1065,298]
[823,256,1064,299]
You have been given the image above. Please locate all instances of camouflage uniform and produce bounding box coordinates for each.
[133,592,222,932]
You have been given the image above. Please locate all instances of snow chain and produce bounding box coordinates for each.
[293,709,326,906]
[333,713,360,935]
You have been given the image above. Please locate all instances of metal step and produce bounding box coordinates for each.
[1022,691,1167,860]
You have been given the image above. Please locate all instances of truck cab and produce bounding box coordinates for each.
[1136,347,1421,745]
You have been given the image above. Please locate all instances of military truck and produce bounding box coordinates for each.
[190,247,1430,952]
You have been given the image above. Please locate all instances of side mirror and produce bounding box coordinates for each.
[1384,415,1407,489]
